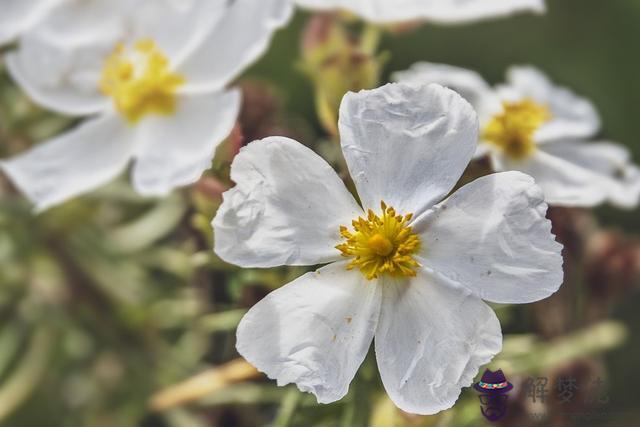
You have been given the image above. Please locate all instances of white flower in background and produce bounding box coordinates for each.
[213,83,563,414]
[394,63,640,208]
[0,0,293,211]
[294,0,545,24]
[0,0,61,45]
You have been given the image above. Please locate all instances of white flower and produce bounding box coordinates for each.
[294,0,545,24]
[394,63,640,208]
[0,0,61,45]
[212,83,563,414]
[0,0,293,211]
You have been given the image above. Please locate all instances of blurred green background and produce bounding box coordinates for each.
[1,0,639,426]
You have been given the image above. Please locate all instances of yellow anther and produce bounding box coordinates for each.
[336,201,421,280]
[100,39,184,124]
[482,99,551,160]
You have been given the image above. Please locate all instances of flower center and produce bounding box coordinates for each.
[336,201,421,280]
[482,99,551,160]
[99,39,185,124]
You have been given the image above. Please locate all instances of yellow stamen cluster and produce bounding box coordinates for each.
[336,201,421,280]
[482,99,551,160]
[100,39,184,124]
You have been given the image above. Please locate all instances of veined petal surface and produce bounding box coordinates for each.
[412,171,563,304]
[339,83,478,217]
[237,262,381,403]
[213,137,363,268]
[375,271,502,415]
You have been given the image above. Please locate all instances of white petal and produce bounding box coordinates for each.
[393,62,491,109]
[375,272,502,415]
[6,32,112,116]
[540,141,640,209]
[499,150,617,207]
[26,0,127,45]
[339,83,478,216]
[213,137,363,268]
[237,262,381,404]
[498,150,608,207]
[128,0,228,66]
[29,0,226,62]
[178,0,293,92]
[392,61,502,125]
[294,0,545,24]
[411,171,563,304]
[0,114,132,212]
[410,0,546,24]
[503,66,600,142]
[131,89,241,196]
[0,0,59,45]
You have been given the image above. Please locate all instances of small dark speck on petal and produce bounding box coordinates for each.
[345,316,352,323]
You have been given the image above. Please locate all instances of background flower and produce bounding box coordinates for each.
[0,0,292,211]
[394,63,640,208]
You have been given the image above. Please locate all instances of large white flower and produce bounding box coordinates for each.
[394,63,640,208]
[213,83,563,414]
[0,0,293,211]
[294,0,545,24]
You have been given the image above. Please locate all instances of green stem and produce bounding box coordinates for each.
[272,387,301,427]
[0,326,55,421]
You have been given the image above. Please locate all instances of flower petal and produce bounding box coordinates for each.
[0,0,59,45]
[178,0,293,92]
[6,32,112,116]
[213,137,363,268]
[26,0,126,45]
[339,83,478,216]
[411,171,563,304]
[503,66,600,142]
[540,141,640,209]
[294,0,544,24]
[392,62,493,112]
[375,271,502,415]
[131,89,240,196]
[498,149,618,207]
[0,114,132,212]
[128,0,228,66]
[392,62,503,134]
[237,261,381,404]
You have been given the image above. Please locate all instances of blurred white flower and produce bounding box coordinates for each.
[294,0,545,24]
[0,0,293,211]
[394,63,640,208]
[0,0,61,45]
[213,83,563,415]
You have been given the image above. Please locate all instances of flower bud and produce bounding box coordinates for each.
[300,13,387,136]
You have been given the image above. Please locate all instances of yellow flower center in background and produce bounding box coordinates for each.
[482,99,551,160]
[336,201,421,280]
[100,39,185,124]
